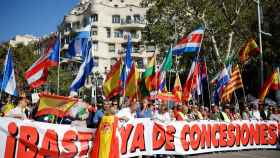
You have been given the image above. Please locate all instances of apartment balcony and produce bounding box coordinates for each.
[114,19,145,30]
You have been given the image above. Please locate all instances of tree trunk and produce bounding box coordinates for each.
[226,31,234,60]
[211,35,221,63]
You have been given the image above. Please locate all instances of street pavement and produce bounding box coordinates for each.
[188,150,280,158]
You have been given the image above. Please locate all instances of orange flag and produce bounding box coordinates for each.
[239,39,260,63]
[91,115,120,158]
[271,68,280,90]
[172,73,182,102]
[259,69,278,101]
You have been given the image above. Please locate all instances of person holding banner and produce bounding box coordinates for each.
[6,96,28,119]
[93,100,111,127]
[117,99,137,122]
[136,99,152,118]
[153,102,173,122]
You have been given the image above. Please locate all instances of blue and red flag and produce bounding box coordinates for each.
[120,33,133,92]
[172,27,204,55]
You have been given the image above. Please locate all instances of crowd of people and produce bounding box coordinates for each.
[0,92,280,128]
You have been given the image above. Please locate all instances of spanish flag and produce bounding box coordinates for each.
[91,115,120,158]
[259,69,279,101]
[36,94,78,118]
[239,39,260,63]
[103,59,122,99]
[125,63,139,98]
[172,73,182,102]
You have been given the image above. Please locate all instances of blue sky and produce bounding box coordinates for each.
[0,0,79,42]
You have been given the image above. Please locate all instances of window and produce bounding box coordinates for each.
[94,57,99,66]
[83,17,90,27]
[134,14,141,23]
[65,23,71,32]
[112,15,120,23]
[126,16,132,24]
[92,41,98,51]
[114,30,123,38]
[108,43,115,52]
[91,26,98,36]
[73,21,80,29]
[120,0,124,2]
[131,31,138,39]
[91,14,98,22]
[106,28,111,38]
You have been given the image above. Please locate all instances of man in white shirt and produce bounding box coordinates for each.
[6,98,28,119]
[117,99,137,122]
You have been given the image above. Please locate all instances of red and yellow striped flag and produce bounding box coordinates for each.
[91,115,120,158]
[125,63,139,98]
[259,69,279,101]
[221,65,244,103]
[103,59,123,99]
[36,94,78,118]
[239,39,260,63]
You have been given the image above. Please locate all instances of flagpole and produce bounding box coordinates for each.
[204,58,213,115]
[168,45,172,92]
[256,0,264,86]
[57,33,61,95]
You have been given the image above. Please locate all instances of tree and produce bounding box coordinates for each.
[142,0,257,75]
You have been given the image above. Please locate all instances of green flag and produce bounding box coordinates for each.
[160,47,173,71]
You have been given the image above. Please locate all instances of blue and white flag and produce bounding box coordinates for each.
[68,25,91,59]
[70,42,95,92]
[213,66,231,104]
[120,33,133,89]
[1,49,18,96]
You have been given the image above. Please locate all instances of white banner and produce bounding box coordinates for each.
[0,117,95,158]
[0,117,279,158]
[119,119,280,158]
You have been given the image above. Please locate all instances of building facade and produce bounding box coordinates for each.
[9,34,39,47]
[60,0,155,76]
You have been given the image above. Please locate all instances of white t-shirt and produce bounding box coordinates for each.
[6,107,27,119]
[153,112,171,122]
[117,107,136,121]
[251,110,261,120]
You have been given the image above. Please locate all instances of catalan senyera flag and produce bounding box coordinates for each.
[221,65,244,103]
[103,59,123,99]
[172,73,182,102]
[140,54,156,96]
[91,115,120,158]
[35,94,78,118]
[239,39,260,63]
[271,68,280,90]
[125,63,139,98]
[259,69,279,101]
